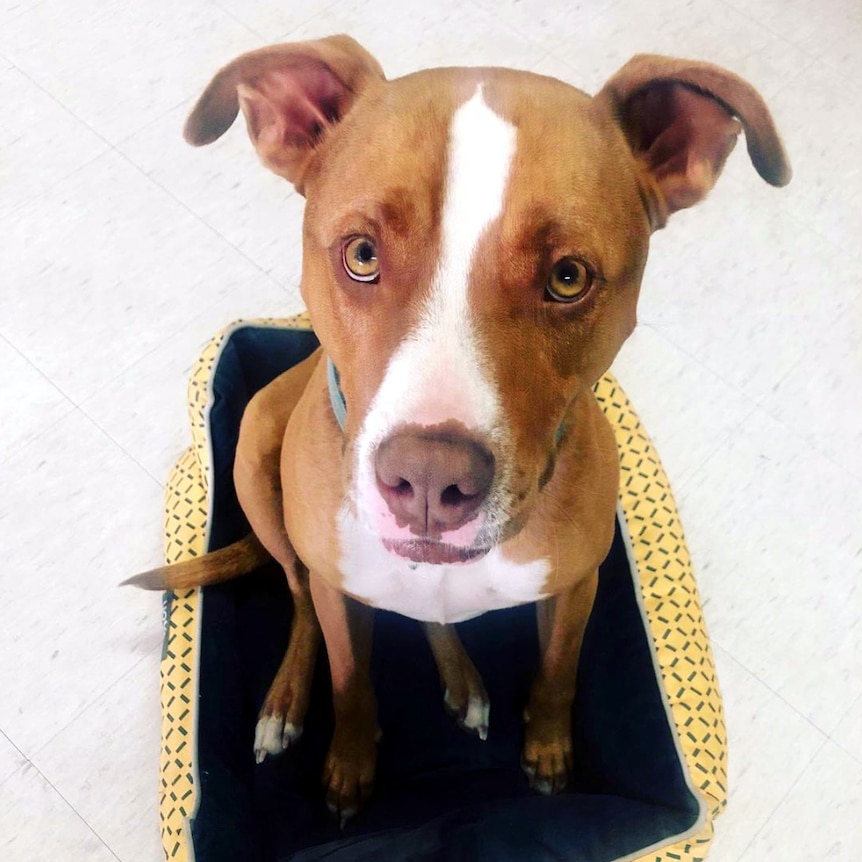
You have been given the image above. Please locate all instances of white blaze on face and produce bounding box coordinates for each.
[351,84,518,544]
[337,84,550,623]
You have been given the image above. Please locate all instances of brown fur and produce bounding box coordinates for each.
[122,533,269,590]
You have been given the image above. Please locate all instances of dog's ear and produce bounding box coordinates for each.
[184,35,385,192]
[596,55,791,229]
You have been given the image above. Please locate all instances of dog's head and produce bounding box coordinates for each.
[186,36,789,566]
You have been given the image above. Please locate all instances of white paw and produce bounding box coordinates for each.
[444,688,490,741]
[253,713,303,764]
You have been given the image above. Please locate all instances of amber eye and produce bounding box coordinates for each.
[342,236,380,282]
[546,257,593,303]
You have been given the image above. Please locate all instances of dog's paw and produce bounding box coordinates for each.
[443,685,490,741]
[424,624,490,740]
[322,711,380,827]
[521,706,573,795]
[253,713,303,764]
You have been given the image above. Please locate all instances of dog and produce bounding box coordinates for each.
[127,34,789,823]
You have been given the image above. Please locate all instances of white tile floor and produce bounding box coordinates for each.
[1,0,859,859]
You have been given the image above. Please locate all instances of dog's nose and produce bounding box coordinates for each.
[374,429,495,537]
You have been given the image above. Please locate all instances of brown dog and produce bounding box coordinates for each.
[128,35,789,822]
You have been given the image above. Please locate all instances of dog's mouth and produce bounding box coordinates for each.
[382,538,491,565]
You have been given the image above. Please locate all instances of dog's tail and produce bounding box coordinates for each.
[122,533,271,590]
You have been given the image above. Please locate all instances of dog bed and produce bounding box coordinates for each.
[156,315,727,862]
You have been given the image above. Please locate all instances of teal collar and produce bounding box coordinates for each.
[555,419,567,447]
[327,358,347,431]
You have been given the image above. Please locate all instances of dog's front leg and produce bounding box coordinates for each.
[310,573,379,824]
[253,560,320,762]
[424,623,490,740]
[523,569,598,795]
[236,356,322,763]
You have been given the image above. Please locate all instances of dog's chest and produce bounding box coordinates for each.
[336,511,549,624]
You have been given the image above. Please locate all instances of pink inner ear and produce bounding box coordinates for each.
[628,83,741,214]
[240,59,351,150]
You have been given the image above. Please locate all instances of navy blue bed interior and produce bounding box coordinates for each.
[185,325,701,862]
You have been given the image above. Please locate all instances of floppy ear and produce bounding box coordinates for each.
[596,55,791,229]
[184,34,385,192]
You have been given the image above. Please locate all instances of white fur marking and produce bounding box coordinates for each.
[444,688,490,739]
[465,695,490,740]
[337,509,548,624]
[253,714,301,763]
[350,84,518,548]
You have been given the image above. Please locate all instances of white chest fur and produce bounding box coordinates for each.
[336,509,549,624]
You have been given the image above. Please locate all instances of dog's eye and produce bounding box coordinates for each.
[342,236,380,282]
[546,257,593,303]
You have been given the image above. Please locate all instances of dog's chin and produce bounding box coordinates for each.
[382,538,491,566]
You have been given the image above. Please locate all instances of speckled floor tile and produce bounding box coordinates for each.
[0,733,26,787]
[739,740,862,861]
[119,101,307,292]
[81,275,303,483]
[0,150,278,405]
[707,644,826,862]
[0,65,108,219]
[211,0,337,41]
[533,0,811,99]
[0,335,73,466]
[832,690,862,765]
[722,0,862,63]
[0,0,261,143]
[753,61,862,254]
[636,177,853,403]
[33,651,163,862]
[760,298,862,481]
[284,0,549,79]
[0,762,117,861]
[679,407,862,734]
[0,409,163,757]
[610,325,755,491]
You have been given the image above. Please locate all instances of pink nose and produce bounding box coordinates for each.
[374,428,495,537]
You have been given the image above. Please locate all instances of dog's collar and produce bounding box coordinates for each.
[327,357,348,431]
